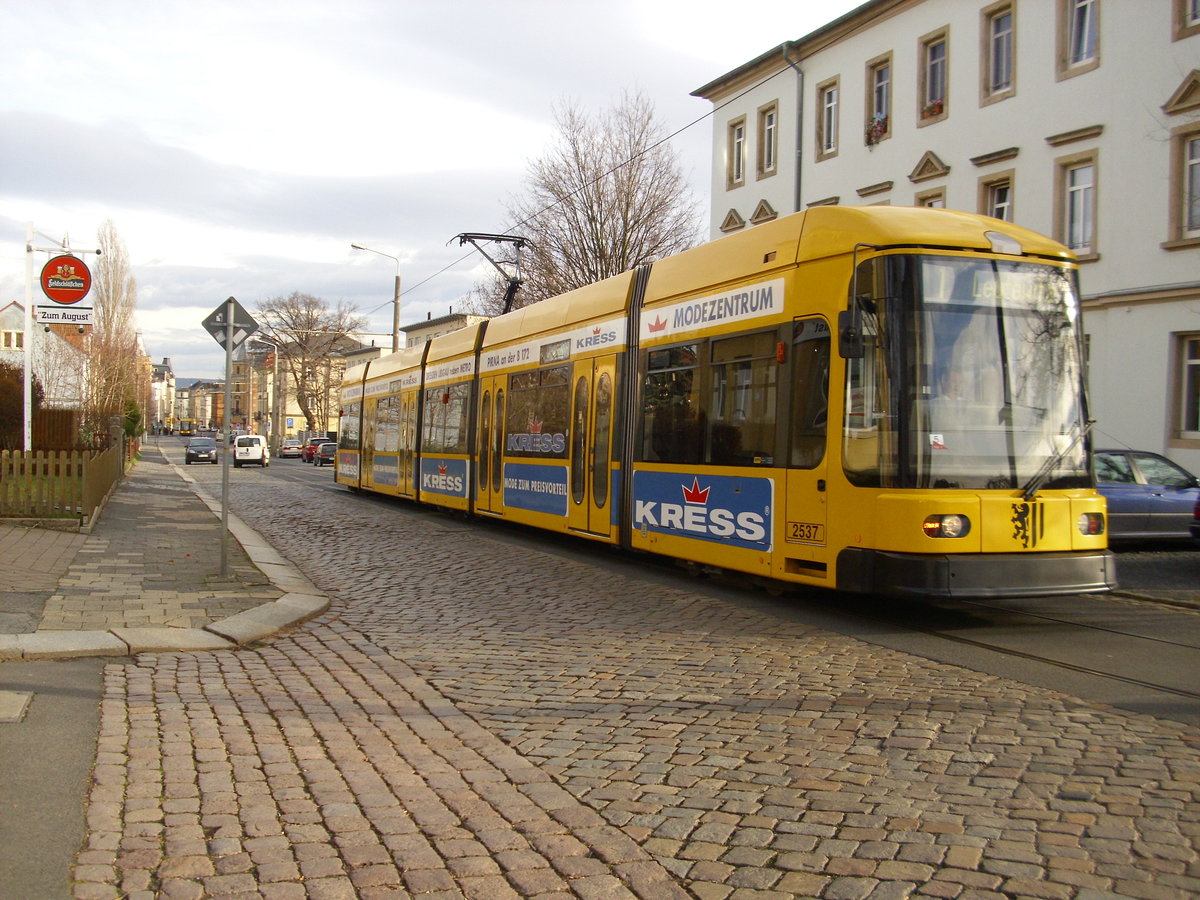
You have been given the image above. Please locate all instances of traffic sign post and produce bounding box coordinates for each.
[203,297,260,576]
[202,296,258,350]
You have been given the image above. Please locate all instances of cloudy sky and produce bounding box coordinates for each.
[1,0,859,379]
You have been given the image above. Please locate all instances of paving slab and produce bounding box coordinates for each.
[0,690,32,723]
[15,630,127,659]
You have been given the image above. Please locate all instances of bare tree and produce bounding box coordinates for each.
[253,292,365,433]
[83,221,144,439]
[470,91,701,314]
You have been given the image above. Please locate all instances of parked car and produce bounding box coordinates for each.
[184,437,219,465]
[1094,449,1200,541]
[1191,497,1200,547]
[301,437,327,463]
[233,434,270,468]
[278,438,304,459]
[314,442,337,467]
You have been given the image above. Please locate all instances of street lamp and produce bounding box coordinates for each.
[350,243,401,352]
[248,339,282,452]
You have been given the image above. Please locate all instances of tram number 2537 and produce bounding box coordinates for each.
[787,522,825,544]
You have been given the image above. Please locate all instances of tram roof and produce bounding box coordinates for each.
[645,206,1072,304]
[359,344,426,385]
[481,271,635,348]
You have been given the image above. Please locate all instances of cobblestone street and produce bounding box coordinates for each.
[74,476,1200,899]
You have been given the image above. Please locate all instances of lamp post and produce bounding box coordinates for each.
[350,243,401,352]
[248,339,282,452]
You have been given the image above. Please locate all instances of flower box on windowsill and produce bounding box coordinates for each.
[921,100,944,119]
[865,115,889,147]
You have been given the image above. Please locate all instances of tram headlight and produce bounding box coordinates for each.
[922,514,971,538]
[1078,512,1105,536]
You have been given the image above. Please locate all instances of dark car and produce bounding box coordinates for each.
[184,437,219,465]
[301,437,327,463]
[1191,496,1200,547]
[314,442,337,467]
[1095,449,1200,541]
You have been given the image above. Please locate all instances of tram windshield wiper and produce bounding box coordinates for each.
[1021,418,1094,500]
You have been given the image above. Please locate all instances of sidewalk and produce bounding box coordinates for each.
[0,444,328,664]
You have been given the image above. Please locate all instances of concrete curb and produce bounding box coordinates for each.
[0,460,329,660]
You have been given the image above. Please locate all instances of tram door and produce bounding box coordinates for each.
[398,391,419,499]
[567,356,617,536]
[361,401,377,487]
[475,375,505,515]
[782,317,832,579]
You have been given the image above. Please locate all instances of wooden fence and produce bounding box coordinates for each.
[0,445,125,524]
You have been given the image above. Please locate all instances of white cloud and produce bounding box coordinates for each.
[1,0,860,376]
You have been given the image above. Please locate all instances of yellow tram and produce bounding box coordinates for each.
[337,206,1115,597]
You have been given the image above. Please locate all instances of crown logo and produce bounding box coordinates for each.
[437,463,448,475]
[592,327,601,335]
[681,477,710,505]
[648,316,667,333]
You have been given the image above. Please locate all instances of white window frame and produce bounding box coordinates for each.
[919,28,949,125]
[1058,0,1099,79]
[865,53,893,145]
[816,77,840,160]
[1185,133,1200,237]
[1055,151,1098,258]
[981,2,1016,105]
[978,171,1015,222]
[727,117,746,189]
[1179,335,1200,439]
[1176,0,1200,39]
[757,102,778,179]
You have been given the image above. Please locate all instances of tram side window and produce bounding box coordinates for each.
[642,345,703,464]
[791,319,830,468]
[374,396,400,453]
[709,333,777,465]
[339,402,361,450]
[423,382,470,454]
[505,364,570,459]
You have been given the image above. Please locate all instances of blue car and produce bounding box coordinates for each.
[1095,450,1200,542]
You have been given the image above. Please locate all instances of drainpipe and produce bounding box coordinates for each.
[782,42,804,214]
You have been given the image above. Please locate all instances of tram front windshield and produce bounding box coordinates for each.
[844,254,1090,491]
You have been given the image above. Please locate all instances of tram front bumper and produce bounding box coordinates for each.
[836,547,1118,598]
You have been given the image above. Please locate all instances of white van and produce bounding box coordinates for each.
[233,434,270,468]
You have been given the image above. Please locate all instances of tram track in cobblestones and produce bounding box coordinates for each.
[790,588,1200,725]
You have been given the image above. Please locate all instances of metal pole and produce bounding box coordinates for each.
[22,223,33,452]
[392,273,402,352]
[220,297,233,578]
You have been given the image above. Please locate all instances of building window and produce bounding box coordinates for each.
[757,102,778,178]
[816,77,839,160]
[865,53,892,146]
[982,2,1016,104]
[1058,0,1099,78]
[915,188,946,208]
[727,117,746,189]
[2,330,23,350]
[1175,0,1200,40]
[1167,122,1200,248]
[1187,135,1200,236]
[1056,153,1098,257]
[1182,336,1200,438]
[979,171,1015,221]
[919,28,949,124]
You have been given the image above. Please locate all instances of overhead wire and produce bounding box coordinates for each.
[359,48,797,321]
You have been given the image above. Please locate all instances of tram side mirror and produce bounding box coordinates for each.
[838,309,864,359]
